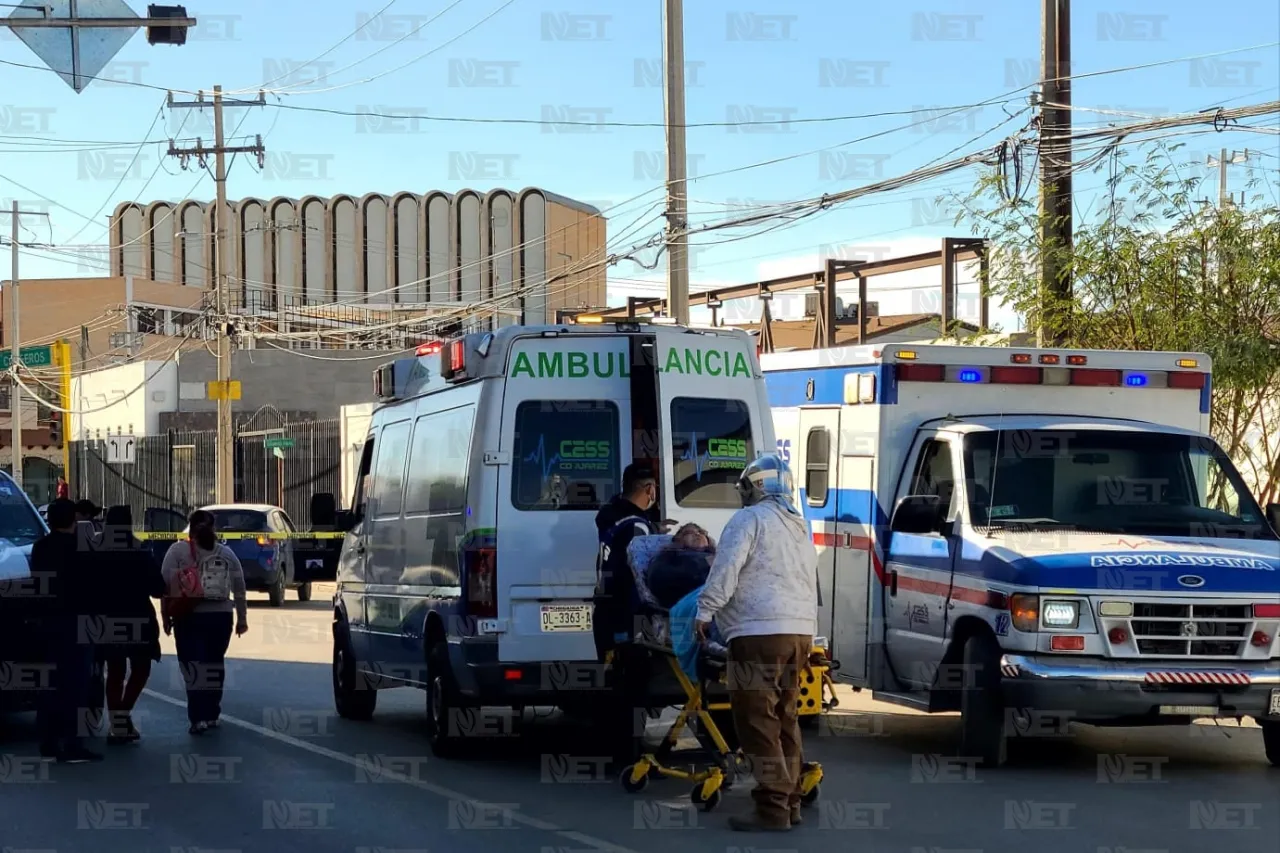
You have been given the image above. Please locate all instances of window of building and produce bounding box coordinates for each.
[670,398,755,508]
[370,420,411,518]
[135,307,161,335]
[511,400,619,511]
[404,406,475,514]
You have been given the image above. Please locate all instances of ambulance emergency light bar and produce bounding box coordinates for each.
[889,349,1207,390]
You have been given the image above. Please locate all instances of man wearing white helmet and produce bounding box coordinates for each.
[695,452,819,833]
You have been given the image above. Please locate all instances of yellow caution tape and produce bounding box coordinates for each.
[134,531,347,541]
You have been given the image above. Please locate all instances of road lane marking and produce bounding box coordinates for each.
[142,688,645,853]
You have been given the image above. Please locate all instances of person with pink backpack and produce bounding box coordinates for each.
[160,509,248,734]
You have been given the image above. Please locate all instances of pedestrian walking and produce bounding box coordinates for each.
[55,477,69,500]
[30,498,102,763]
[94,505,165,744]
[694,454,819,832]
[160,509,248,734]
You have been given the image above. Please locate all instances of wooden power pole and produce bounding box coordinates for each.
[1038,0,1072,346]
[166,86,265,503]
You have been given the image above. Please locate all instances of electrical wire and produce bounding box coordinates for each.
[251,0,403,91]
[245,0,470,95]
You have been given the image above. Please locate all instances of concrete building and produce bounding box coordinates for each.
[108,187,606,333]
[69,349,392,440]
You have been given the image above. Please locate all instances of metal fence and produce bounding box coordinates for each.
[70,418,341,524]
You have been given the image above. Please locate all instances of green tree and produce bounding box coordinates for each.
[953,141,1280,500]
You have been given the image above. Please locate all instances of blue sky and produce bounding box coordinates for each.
[1,0,1276,333]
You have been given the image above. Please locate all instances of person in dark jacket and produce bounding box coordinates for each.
[30,498,102,763]
[93,505,165,744]
[648,523,716,609]
[593,462,662,660]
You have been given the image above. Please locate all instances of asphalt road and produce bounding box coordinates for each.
[2,583,1279,853]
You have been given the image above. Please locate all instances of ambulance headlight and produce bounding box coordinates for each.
[1041,600,1080,629]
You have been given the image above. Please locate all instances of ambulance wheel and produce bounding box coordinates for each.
[620,764,649,793]
[296,582,313,602]
[332,623,376,721]
[1262,720,1280,766]
[426,643,469,758]
[959,632,1008,768]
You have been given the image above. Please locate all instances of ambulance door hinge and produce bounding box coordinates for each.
[483,451,511,466]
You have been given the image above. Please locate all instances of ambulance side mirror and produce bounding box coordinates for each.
[1267,503,1280,535]
[890,495,945,535]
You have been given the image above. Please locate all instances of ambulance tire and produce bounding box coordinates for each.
[332,622,376,721]
[426,643,469,759]
[1262,720,1280,766]
[959,633,1007,768]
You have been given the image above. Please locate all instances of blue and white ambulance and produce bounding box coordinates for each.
[762,343,1280,766]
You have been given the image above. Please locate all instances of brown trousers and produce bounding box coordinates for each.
[726,634,811,825]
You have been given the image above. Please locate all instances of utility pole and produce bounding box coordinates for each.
[1207,149,1250,207]
[662,0,690,325]
[1,203,51,489]
[166,86,266,503]
[1038,0,1072,347]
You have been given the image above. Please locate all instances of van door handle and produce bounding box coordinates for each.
[888,570,898,597]
[354,542,366,555]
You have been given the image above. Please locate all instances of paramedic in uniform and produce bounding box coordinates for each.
[695,453,819,833]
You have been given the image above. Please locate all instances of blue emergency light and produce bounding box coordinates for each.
[958,369,982,383]
[1125,373,1148,387]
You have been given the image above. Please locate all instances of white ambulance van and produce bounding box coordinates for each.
[331,320,773,755]
[762,343,1280,766]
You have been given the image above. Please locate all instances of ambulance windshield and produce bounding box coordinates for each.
[962,429,1274,539]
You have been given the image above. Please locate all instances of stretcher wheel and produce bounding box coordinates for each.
[691,784,722,812]
[798,714,819,731]
[801,784,820,805]
[620,764,649,793]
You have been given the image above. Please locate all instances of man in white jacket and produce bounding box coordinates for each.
[695,453,818,832]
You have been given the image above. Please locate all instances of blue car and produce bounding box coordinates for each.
[195,504,310,607]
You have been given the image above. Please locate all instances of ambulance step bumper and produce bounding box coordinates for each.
[997,654,1280,723]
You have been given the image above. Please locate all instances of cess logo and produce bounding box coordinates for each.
[559,440,610,459]
[708,438,747,458]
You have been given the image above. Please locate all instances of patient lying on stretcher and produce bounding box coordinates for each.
[626,527,727,681]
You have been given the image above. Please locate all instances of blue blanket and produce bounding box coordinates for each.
[669,586,724,682]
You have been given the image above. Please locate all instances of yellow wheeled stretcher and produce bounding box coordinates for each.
[612,534,834,812]
[617,640,826,813]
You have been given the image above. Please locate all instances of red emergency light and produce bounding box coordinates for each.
[1070,369,1122,387]
[416,341,442,356]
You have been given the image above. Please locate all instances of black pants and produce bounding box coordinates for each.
[172,611,233,724]
[36,625,94,749]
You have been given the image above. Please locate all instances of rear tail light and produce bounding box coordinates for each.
[1069,368,1121,387]
[466,547,497,619]
[896,363,945,382]
[990,366,1042,384]
[1253,603,1280,618]
[1167,371,1206,389]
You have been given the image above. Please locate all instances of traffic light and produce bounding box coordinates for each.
[48,416,62,448]
[146,5,190,46]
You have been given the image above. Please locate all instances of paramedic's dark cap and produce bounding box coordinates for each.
[737,453,795,507]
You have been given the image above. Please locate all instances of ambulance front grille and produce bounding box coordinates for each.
[1129,603,1252,659]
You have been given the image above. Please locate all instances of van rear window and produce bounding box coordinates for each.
[512,400,620,511]
[671,398,754,508]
